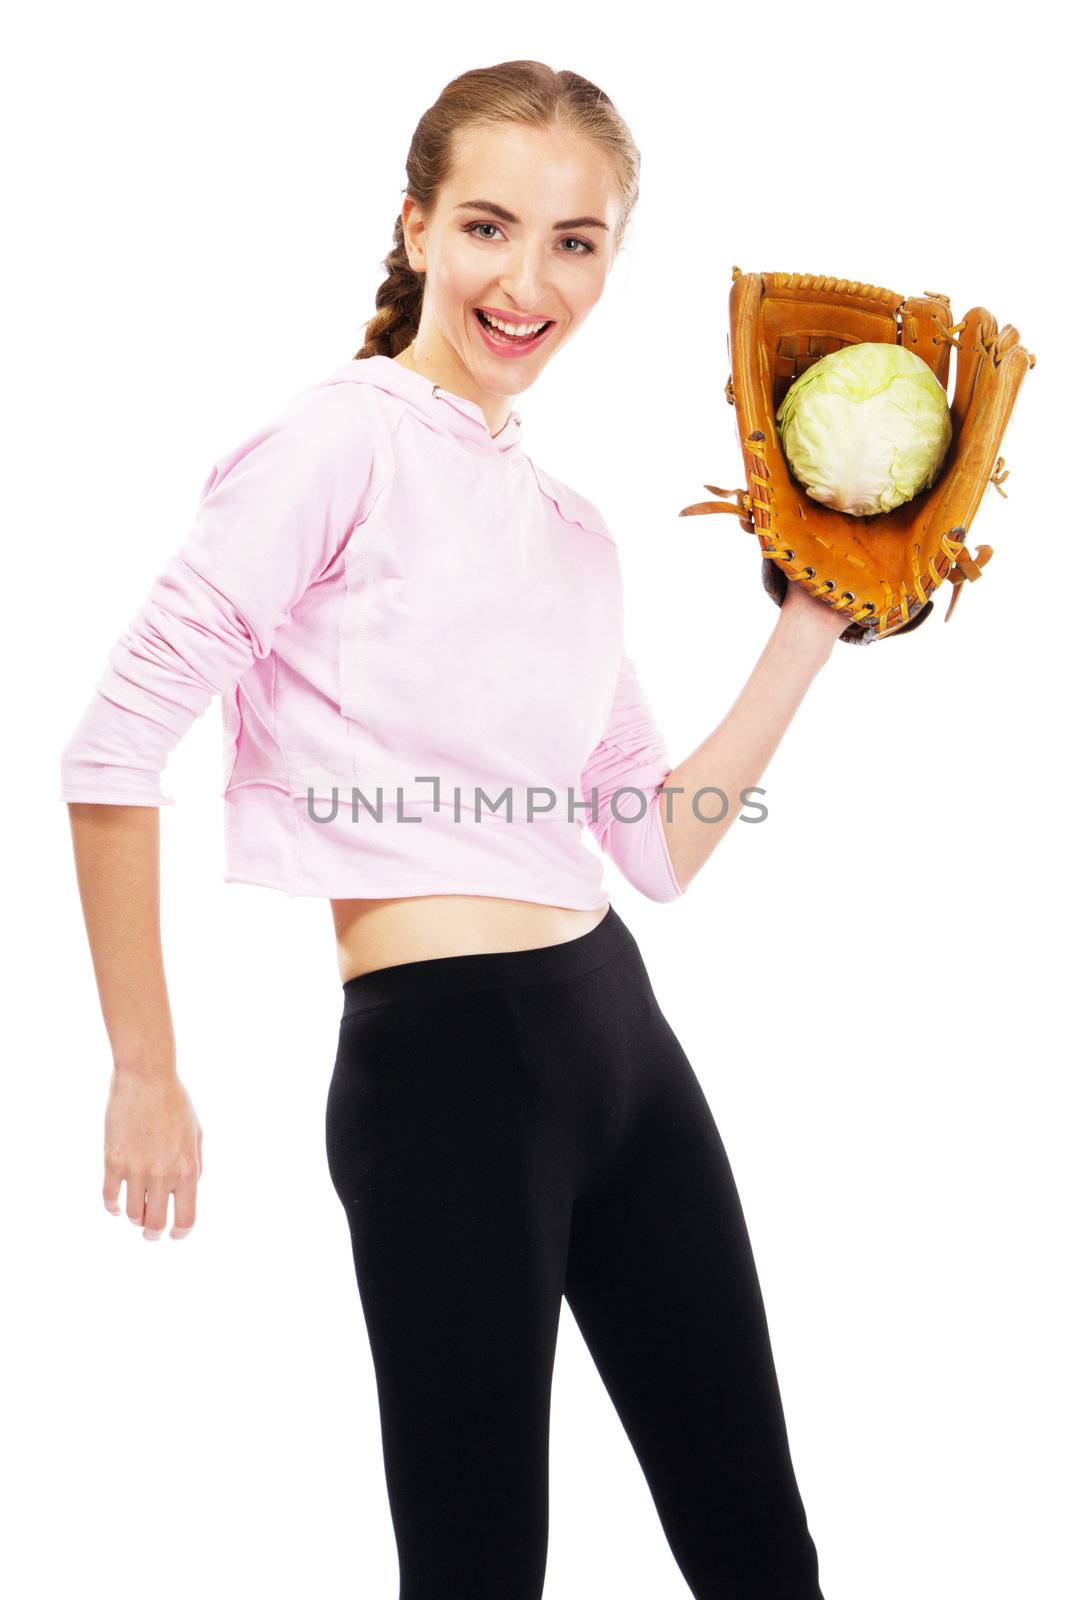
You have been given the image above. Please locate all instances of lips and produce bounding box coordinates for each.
[473,307,555,356]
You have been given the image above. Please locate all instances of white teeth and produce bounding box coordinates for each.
[480,311,549,339]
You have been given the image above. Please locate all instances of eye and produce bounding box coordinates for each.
[461,220,597,256]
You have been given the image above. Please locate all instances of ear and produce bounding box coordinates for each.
[400,193,428,269]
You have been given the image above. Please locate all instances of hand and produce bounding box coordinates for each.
[103,1067,203,1241]
[778,577,852,653]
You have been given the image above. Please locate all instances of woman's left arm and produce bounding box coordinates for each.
[660,583,850,893]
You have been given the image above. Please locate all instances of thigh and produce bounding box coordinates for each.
[326,989,573,1600]
[563,1006,825,1600]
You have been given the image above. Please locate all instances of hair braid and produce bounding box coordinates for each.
[356,211,426,360]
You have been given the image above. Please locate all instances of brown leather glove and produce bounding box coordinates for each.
[680,268,1036,643]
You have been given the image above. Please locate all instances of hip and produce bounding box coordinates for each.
[325,904,692,1204]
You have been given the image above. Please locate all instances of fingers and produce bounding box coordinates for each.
[125,1173,147,1227]
[103,1168,199,1240]
[102,1161,122,1216]
[142,1182,170,1241]
[171,1172,198,1239]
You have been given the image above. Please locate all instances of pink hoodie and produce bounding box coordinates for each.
[59,355,684,907]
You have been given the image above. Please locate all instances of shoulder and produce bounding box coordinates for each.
[278,366,399,463]
[526,459,617,545]
[198,367,397,514]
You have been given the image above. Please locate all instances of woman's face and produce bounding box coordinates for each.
[399,121,622,410]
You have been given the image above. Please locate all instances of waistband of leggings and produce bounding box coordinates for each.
[341,903,637,1018]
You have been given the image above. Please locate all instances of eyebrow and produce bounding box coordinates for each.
[454,199,609,231]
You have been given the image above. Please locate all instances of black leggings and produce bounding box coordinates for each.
[325,905,824,1599]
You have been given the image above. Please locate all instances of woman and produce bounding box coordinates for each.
[61,60,845,1600]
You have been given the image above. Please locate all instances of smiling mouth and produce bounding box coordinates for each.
[474,308,554,343]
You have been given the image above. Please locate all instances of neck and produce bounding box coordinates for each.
[393,340,514,438]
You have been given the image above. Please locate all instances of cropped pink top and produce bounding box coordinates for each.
[58,354,684,907]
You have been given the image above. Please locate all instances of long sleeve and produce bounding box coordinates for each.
[58,384,394,806]
[578,653,684,903]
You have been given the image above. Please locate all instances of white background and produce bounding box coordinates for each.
[7,1,1062,1596]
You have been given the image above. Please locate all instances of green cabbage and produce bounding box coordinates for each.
[776,341,952,516]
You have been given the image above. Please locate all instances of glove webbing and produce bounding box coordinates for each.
[687,431,996,633]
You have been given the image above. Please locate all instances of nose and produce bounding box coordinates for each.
[498,244,552,317]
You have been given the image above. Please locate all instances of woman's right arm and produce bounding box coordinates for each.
[60,380,393,1241]
[65,801,202,1240]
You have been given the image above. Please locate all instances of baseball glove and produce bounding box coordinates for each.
[679,268,1036,642]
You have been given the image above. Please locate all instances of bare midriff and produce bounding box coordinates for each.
[329,895,611,984]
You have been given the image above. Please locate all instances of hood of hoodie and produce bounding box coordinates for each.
[320,353,524,459]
